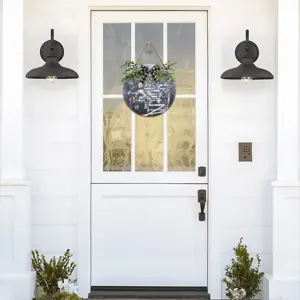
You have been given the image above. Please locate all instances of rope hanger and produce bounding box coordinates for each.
[136,40,166,69]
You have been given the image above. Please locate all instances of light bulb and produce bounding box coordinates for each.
[46,76,57,83]
[241,76,252,84]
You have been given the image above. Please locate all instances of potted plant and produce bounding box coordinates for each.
[223,237,264,300]
[31,249,82,300]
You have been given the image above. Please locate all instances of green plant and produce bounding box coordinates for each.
[66,294,82,300]
[31,249,76,296]
[34,292,81,300]
[223,237,264,299]
[121,60,177,83]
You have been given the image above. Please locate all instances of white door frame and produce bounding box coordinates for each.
[77,4,221,299]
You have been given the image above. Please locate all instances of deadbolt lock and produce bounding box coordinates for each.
[198,166,206,177]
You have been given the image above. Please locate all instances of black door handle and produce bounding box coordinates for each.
[198,189,206,221]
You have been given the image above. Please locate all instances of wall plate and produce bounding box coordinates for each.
[239,142,252,162]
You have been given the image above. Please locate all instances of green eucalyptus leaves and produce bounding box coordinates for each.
[121,61,176,83]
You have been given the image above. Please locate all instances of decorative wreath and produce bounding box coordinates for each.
[121,60,177,84]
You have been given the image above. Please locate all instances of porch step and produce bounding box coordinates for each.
[88,287,210,299]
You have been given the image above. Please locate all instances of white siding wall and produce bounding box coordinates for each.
[24,0,80,271]
[24,0,277,297]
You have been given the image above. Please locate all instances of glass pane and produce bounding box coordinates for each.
[103,98,131,171]
[168,98,195,171]
[168,24,195,94]
[135,23,163,64]
[103,24,131,94]
[135,115,164,171]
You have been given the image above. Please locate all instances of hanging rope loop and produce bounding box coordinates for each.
[136,40,166,69]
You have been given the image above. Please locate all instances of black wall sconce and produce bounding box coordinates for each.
[221,30,273,82]
[26,29,79,82]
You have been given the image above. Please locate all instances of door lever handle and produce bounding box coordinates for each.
[198,189,206,221]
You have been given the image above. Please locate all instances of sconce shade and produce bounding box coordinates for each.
[26,29,79,79]
[221,30,273,80]
[221,63,274,80]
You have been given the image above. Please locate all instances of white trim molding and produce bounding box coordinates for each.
[0,179,29,186]
[76,4,219,299]
[272,181,300,187]
[0,0,24,180]
[76,6,92,298]
[276,0,299,182]
[88,5,211,10]
[263,0,300,299]
[0,183,35,300]
[0,0,35,298]
[263,184,300,300]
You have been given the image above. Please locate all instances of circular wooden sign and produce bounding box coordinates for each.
[122,68,176,117]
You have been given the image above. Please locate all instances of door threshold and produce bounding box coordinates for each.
[89,286,210,299]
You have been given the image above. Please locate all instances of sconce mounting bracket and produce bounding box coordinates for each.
[40,40,64,62]
[235,40,259,63]
[40,29,64,63]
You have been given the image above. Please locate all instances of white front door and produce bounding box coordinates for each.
[91,10,208,287]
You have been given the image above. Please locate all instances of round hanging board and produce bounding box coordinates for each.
[121,41,177,117]
[122,65,176,117]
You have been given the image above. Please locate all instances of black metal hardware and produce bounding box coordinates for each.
[26,29,79,79]
[198,166,206,177]
[198,189,206,222]
[220,29,274,80]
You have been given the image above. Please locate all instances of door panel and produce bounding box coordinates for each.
[91,11,208,184]
[91,184,207,286]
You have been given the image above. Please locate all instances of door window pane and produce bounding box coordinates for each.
[103,98,131,171]
[168,24,195,94]
[135,23,163,64]
[103,24,131,94]
[168,98,195,171]
[135,115,164,171]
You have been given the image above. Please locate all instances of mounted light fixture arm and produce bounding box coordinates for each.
[245,29,249,41]
[245,29,249,52]
[48,29,56,58]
